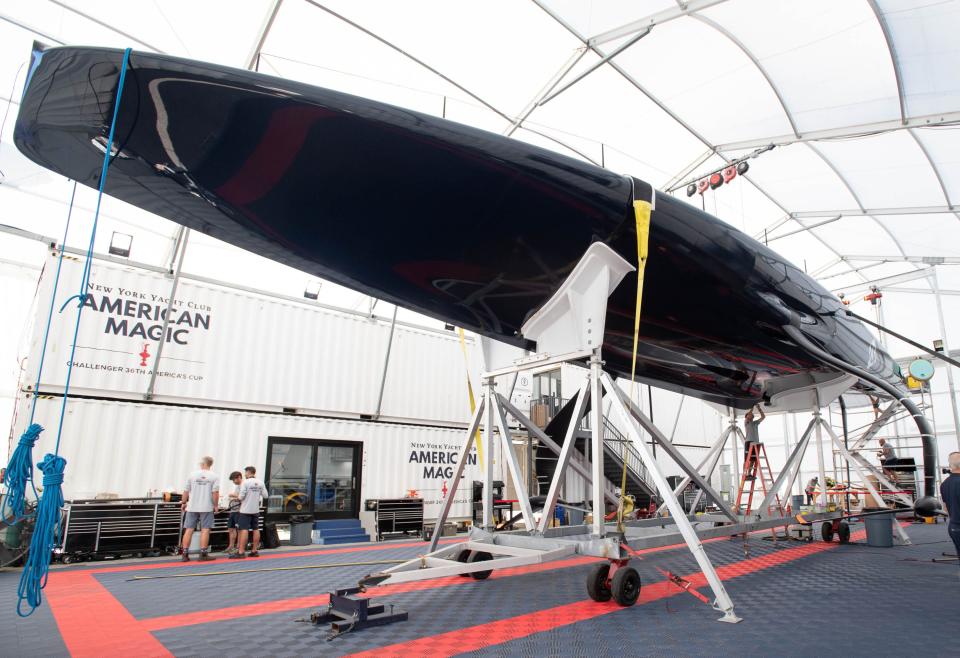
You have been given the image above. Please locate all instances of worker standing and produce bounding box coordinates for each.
[939,452,960,569]
[231,466,266,559]
[742,405,765,479]
[223,471,243,555]
[181,456,220,562]
[805,477,818,506]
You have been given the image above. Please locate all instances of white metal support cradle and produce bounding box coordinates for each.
[357,242,912,621]
[359,243,748,621]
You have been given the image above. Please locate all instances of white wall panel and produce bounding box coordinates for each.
[25,253,475,426]
[16,396,498,521]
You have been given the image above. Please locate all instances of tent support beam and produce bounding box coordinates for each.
[245,0,284,71]
[587,0,731,47]
[715,111,960,152]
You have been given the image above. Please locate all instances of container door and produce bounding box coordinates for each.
[313,442,361,519]
[266,441,315,515]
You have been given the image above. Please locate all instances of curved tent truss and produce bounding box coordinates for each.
[1,0,959,319]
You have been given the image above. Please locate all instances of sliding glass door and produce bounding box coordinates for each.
[265,438,362,520]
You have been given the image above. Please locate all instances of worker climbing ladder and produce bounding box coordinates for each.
[735,442,782,517]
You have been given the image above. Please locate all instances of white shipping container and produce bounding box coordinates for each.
[25,252,479,426]
[15,396,507,521]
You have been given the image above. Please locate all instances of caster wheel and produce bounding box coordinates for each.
[821,521,834,543]
[586,563,612,602]
[468,551,492,580]
[611,566,642,607]
[837,521,850,544]
[457,550,472,577]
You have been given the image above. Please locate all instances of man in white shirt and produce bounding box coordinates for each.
[181,455,220,562]
[230,465,266,559]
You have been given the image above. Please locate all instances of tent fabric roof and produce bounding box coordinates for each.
[1,0,959,328]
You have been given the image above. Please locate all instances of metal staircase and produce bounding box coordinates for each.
[534,393,657,510]
[598,417,657,509]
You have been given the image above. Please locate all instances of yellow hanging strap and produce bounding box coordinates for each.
[456,327,484,467]
[618,197,652,532]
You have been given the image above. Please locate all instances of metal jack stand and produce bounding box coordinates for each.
[311,587,408,640]
[355,243,743,623]
[754,405,912,546]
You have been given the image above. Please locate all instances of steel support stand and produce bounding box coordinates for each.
[600,372,741,623]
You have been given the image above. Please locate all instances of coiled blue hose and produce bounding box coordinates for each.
[16,454,65,617]
[1,424,41,522]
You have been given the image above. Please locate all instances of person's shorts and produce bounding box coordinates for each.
[183,511,214,530]
[237,513,258,531]
[227,511,240,529]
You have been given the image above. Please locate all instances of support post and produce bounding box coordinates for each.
[145,228,190,400]
[373,305,398,419]
[482,379,495,530]
[932,269,960,451]
[589,352,606,537]
[728,407,740,492]
[813,404,829,509]
[428,400,485,552]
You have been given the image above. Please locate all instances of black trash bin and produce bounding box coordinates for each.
[863,507,894,547]
[289,514,313,546]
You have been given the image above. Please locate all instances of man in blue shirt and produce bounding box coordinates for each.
[940,451,960,566]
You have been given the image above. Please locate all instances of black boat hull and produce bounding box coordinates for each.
[14,46,901,409]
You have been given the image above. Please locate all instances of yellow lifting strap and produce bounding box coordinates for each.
[619,196,653,532]
[629,198,652,393]
[456,327,484,467]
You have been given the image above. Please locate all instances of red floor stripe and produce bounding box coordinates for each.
[345,528,870,658]
[66,538,465,575]
[136,530,781,631]
[141,556,598,631]
[46,572,172,658]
